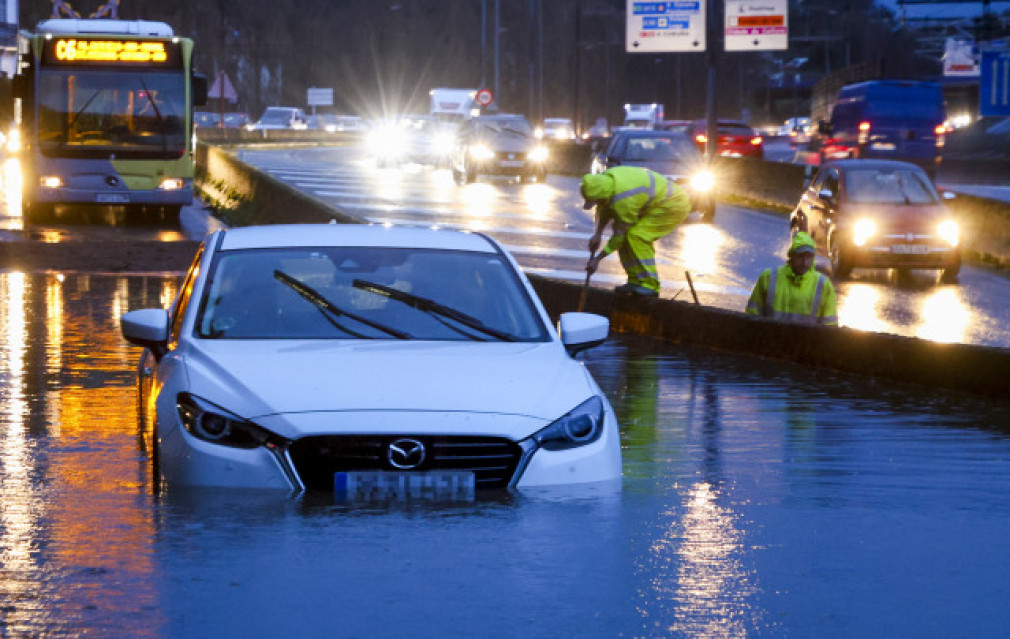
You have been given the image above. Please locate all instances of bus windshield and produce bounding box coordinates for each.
[37,68,186,158]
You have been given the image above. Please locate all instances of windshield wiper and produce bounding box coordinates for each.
[274,270,411,339]
[139,79,168,153]
[352,279,518,342]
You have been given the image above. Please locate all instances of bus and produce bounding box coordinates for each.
[13,18,207,223]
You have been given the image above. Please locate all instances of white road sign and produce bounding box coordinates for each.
[724,0,788,51]
[626,1,706,53]
[307,87,334,107]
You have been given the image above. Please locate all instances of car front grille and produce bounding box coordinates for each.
[495,151,526,161]
[287,435,523,491]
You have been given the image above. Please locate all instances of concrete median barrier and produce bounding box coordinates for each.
[195,142,1010,400]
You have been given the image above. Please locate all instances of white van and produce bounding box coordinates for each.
[248,107,308,130]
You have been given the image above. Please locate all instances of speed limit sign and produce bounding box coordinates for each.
[475,88,494,107]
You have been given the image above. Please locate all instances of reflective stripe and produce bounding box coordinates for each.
[639,258,657,267]
[611,171,657,204]
[765,268,778,315]
[820,315,838,325]
[811,274,826,320]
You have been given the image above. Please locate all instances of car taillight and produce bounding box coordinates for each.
[935,124,946,147]
[695,134,707,144]
[858,121,871,145]
[750,137,762,146]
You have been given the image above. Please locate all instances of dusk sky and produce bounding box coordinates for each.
[878,0,1010,20]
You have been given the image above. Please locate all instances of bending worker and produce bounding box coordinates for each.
[582,166,691,297]
[746,231,838,326]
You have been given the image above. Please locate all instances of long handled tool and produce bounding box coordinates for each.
[577,270,591,312]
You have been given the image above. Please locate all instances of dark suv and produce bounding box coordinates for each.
[451,114,549,184]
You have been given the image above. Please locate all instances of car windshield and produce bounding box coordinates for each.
[477,118,533,137]
[845,168,938,204]
[620,136,699,161]
[196,247,549,341]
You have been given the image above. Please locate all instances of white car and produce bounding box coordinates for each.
[246,106,308,131]
[121,224,621,499]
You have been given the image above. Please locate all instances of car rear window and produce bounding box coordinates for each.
[719,124,755,136]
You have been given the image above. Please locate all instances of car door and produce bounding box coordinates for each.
[809,168,840,248]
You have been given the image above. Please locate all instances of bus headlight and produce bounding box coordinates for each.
[528,146,549,163]
[853,218,876,247]
[159,178,184,190]
[937,220,959,247]
[689,169,715,193]
[40,176,63,188]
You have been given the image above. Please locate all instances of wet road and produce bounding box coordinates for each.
[3,270,1010,637]
[236,145,1010,348]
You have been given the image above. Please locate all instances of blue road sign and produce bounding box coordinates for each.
[981,50,1010,117]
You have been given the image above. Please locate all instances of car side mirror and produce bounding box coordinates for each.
[558,312,609,357]
[121,309,170,359]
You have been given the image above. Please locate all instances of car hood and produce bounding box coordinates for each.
[617,159,703,180]
[182,339,596,422]
[844,202,950,226]
[474,134,535,153]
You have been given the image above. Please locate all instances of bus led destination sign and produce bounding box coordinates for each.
[44,38,181,66]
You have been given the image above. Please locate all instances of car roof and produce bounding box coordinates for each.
[612,129,692,140]
[218,224,501,253]
[826,159,927,172]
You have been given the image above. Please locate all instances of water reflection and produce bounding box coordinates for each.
[917,288,969,343]
[678,223,726,276]
[837,282,891,333]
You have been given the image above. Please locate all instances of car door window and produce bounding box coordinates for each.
[169,245,204,349]
[822,170,839,200]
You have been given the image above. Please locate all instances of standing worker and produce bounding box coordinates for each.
[582,166,691,297]
[746,231,838,326]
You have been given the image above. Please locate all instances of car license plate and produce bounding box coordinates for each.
[871,142,896,151]
[499,160,524,168]
[96,193,130,203]
[334,471,476,502]
[892,244,929,254]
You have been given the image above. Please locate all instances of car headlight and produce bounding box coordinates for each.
[938,220,959,247]
[689,169,715,193]
[528,146,549,163]
[530,396,605,451]
[368,126,405,157]
[469,144,494,160]
[158,178,184,191]
[853,218,876,247]
[177,393,277,449]
[40,175,64,188]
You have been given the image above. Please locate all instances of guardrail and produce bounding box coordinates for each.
[193,141,1010,400]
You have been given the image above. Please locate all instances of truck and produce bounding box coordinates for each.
[429,88,478,124]
[623,103,664,129]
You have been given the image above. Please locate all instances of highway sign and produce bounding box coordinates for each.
[475,88,494,107]
[307,87,333,107]
[724,0,787,51]
[980,50,1010,117]
[626,1,706,53]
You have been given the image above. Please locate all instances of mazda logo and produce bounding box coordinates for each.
[105,176,120,187]
[388,438,426,469]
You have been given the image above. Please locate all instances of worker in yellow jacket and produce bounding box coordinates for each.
[582,167,691,297]
[746,231,838,326]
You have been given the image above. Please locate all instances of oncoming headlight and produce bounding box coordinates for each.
[531,396,605,451]
[469,144,494,160]
[937,220,959,247]
[690,169,715,193]
[528,146,549,163]
[177,393,276,449]
[159,178,184,190]
[853,218,876,247]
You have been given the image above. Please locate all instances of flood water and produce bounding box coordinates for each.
[3,271,1010,638]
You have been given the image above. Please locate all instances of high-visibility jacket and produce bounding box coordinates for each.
[746,264,838,326]
[582,167,691,256]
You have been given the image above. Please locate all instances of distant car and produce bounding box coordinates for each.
[591,129,716,223]
[660,120,690,134]
[451,114,549,184]
[120,224,621,497]
[247,106,308,131]
[686,119,764,159]
[780,117,811,147]
[790,159,961,281]
[307,114,363,133]
[540,117,576,140]
[221,112,250,128]
[194,111,221,128]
